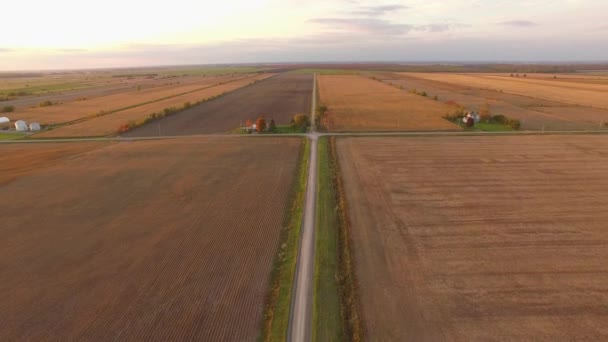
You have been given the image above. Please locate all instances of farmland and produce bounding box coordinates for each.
[0,66,269,106]
[382,73,608,130]
[317,75,459,131]
[0,137,303,341]
[33,74,273,138]
[124,73,312,136]
[12,74,258,126]
[337,135,608,340]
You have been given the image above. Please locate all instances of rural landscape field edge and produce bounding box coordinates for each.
[328,136,364,341]
[312,136,342,341]
[261,137,310,342]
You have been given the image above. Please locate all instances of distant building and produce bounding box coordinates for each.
[29,122,41,131]
[15,120,28,131]
[0,117,9,130]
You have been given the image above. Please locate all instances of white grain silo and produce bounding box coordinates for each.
[29,122,41,131]
[0,117,10,131]
[15,120,28,131]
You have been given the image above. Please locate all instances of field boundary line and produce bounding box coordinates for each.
[328,136,364,341]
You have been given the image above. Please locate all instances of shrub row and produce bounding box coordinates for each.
[1,105,14,113]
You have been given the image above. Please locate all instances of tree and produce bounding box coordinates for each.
[256,117,266,132]
[292,113,310,131]
[268,118,277,132]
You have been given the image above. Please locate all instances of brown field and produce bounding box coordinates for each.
[476,73,608,85]
[404,73,608,109]
[382,73,608,130]
[0,142,107,185]
[10,74,252,125]
[317,75,459,131]
[337,135,608,341]
[0,137,302,341]
[124,73,312,136]
[34,74,274,138]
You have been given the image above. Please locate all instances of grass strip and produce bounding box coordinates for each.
[0,132,26,140]
[328,136,364,342]
[312,137,342,341]
[261,137,310,342]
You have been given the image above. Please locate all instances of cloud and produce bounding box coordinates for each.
[418,23,470,33]
[309,17,414,35]
[309,17,468,36]
[56,48,88,53]
[351,4,408,16]
[0,48,13,53]
[498,20,538,27]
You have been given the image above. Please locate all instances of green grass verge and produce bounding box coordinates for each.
[0,132,26,140]
[230,125,307,135]
[261,138,309,342]
[274,125,306,134]
[313,137,343,341]
[472,122,515,131]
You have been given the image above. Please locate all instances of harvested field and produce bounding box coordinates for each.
[404,73,608,109]
[382,74,608,130]
[527,106,608,128]
[337,135,608,341]
[124,73,312,136]
[0,142,108,185]
[0,137,302,341]
[476,73,608,85]
[317,75,459,131]
[34,74,274,138]
[11,74,252,125]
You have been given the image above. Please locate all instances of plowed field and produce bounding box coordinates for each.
[337,135,608,341]
[317,75,459,131]
[0,137,302,341]
[12,74,252,125]
[34,74,273,138]
[124,73,312,136]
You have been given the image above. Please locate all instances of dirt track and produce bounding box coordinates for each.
[337,135,608,341]
[124,73,312,136]
[0,137,302,341]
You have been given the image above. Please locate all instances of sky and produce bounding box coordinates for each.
[1,0,607,70]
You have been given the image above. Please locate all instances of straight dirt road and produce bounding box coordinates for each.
[289,74,317,342]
